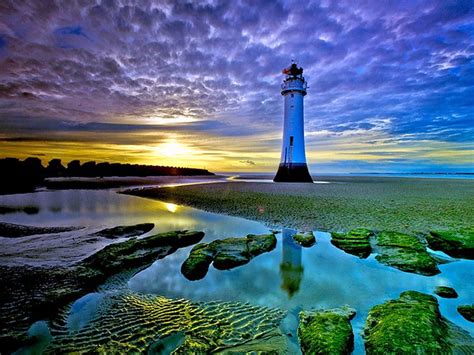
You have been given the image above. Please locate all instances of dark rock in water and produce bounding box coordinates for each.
[364,291,474,354]
[331,228,373,258]
[181,234,277,280]
[181,243,215,281]
[90,223,154,239]
[0,222,82,238]
[83,230,205,273]
[374,231,440,275]
[298,306,356,354]
[434,286,458,298]
[292,232,316,247]
[458,305,474,322]
[427,227,474,259]
[213,238,251,269]
[0,229,205,352]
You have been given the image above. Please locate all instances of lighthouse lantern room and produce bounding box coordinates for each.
[273,62,313,183]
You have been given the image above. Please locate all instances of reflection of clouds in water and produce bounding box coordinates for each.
[131,232,474,338]
[0,190,270,239]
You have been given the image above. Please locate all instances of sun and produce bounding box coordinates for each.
[155,141,190,157]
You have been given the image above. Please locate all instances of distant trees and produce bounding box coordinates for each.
[0,157,213,194]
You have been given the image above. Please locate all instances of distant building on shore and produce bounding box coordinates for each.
[274,62,313,183]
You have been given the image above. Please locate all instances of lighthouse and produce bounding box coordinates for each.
[274,62,313,183]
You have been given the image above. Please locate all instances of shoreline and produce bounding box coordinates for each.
[124,176,474,233]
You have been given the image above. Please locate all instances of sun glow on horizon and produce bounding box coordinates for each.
[154,140,192,158]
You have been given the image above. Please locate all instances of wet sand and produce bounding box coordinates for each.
[125,176,474,233]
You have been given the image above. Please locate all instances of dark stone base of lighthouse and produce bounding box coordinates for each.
[273,163,313,183]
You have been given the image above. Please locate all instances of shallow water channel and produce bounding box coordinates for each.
[1,188,473,353]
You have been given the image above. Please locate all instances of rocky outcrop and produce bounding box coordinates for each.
[0,229,204,353]
[331,228,373,258]
[374,231,440,276]
[181,234,277,280]
[364,291,473,354]
[83,230,204,274]
[458,305,474,322]
[181,243,215,281]
[434,286,458,298]
[427,227,474,259]
[293,232,316,247]
[298,306,356,354]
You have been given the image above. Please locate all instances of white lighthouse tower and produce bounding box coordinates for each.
[274,62,313,182]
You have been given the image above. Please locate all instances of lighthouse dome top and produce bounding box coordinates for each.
[281,63,307,96]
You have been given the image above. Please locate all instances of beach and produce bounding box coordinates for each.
[125,176,474,233]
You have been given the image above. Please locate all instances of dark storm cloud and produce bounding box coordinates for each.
[0,0,473,151]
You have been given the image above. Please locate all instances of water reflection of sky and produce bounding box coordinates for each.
[1,189,472,354]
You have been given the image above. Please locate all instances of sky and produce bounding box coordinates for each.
[0,0,473,173]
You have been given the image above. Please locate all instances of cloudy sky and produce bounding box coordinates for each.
[0,0,473,173]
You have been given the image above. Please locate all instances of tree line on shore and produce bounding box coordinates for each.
[0,157,213,194]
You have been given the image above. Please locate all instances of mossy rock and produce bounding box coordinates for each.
[364,291,474,354]
[181,234,276,280]
[457,305,474,322]
[298,306,356,354]
[181,243,215,281]
[83,230,205,273]
[427,227,474,259]
[434,286,458,299]
[293,232,316,247]
[374,231,440,275]
[331,228,373,258]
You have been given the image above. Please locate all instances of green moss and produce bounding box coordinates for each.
[331,228,373,258]
[181,234,276,280]
[298,306,356,354]
[83,230,205,273]
[434,286,458,299]
[292,232,316,247]
[181,244,215,281]
[364,291,451,354]
[374,231,440,275]
[457,305,474,322]
[427,227,474,259]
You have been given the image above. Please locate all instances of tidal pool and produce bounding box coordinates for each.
[1,189,472,354]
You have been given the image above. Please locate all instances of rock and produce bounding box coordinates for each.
[434,286,458,298]
[181,234,277,280]
[457,305,474,322]
[91,223,154,239]
[364,291,473,354]
[181,244,215,281]
[331,228,373,258]
[83,230,205,273]
[374,231,440,275]
[292,232,316,247]
[0,222,83,238]
[298,306,356,354]
[427,227,474,259]
[213,238,252,269]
